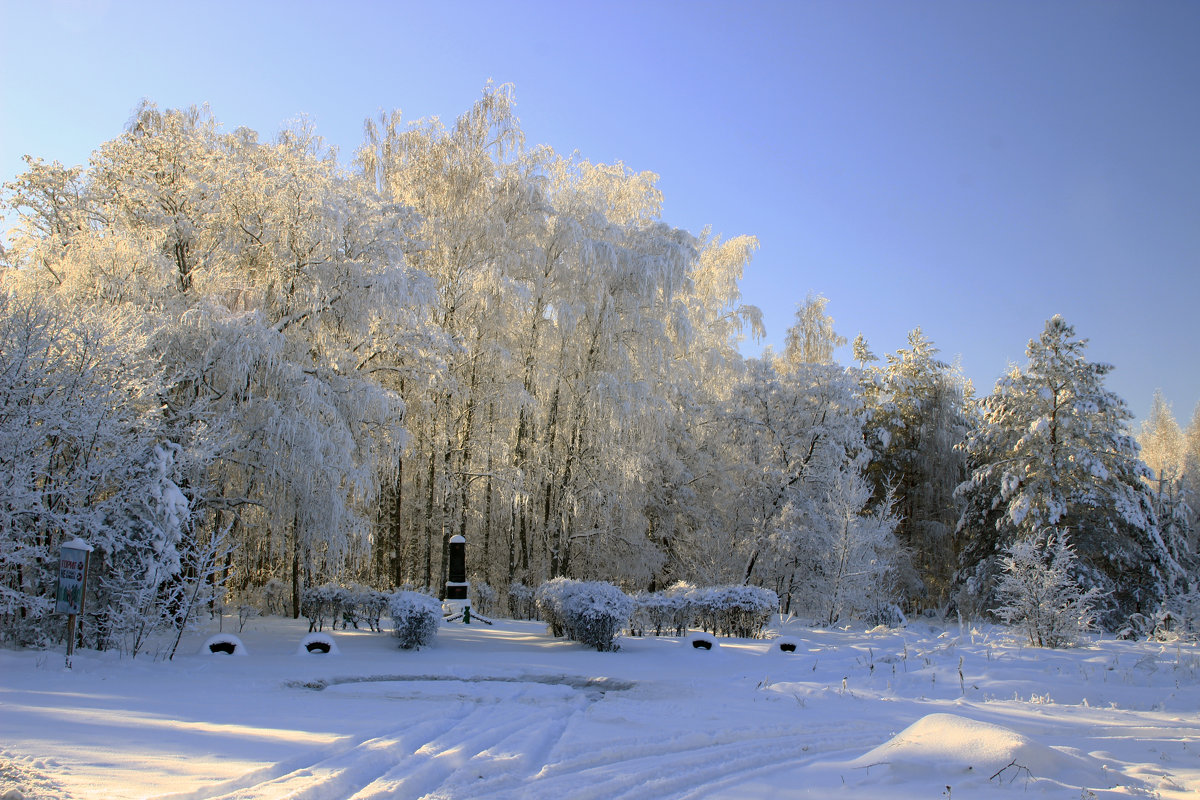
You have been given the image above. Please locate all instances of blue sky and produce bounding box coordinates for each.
[2,0,1197,425]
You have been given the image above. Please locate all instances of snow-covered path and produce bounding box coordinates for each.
[3,617,1199,799]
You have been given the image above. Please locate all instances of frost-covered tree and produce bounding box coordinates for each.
[780,292,846,370]
[641,230,762,588]
[864,328,969,608]
[956,316,1176,628]
[993,528,1101,647]
[89,102,224,296]
[730,353,902,618]
[851,332,877,370]
[3,102,420,624]
[805,470,902,626]
[0,295,204,650]
[1138,391,1193,572]
[1186,403,1200,548]
[92,443,192,656]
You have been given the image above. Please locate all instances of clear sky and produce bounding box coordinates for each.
[2,0,1197,425]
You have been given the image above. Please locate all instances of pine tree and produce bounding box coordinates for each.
[866,328,968,608]
[956,316,1176,628]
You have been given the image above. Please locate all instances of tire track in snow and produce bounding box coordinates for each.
[178,678,880,800]
[502,719,880,800]
[193,702,474,800]
[193,683,592,800]
[346,695,586,799]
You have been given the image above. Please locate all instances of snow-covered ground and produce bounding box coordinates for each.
[2,615,1198,799]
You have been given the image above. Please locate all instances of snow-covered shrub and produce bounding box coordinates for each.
[631,592,691,637]
[472,582,498,617]
[260,579,288,616]
[1116,613,1151,641]
[535,577,573,637]
[1129,591,1200,642]
[300,585,333,632]
[691,585,778,639]
[388,590,441,650]
[301,584,389,632]
[327,585,353,629]
[561,582,633,652]
[354,587,389,632]
[865,602,907,629]
[628,593,651,636]
[536,578,633,651]
[992,530,1100,648]
[508,582,536,620]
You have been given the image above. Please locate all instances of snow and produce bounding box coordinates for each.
[2,615,1198,799]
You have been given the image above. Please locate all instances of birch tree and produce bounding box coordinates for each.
[1138,391,1194,571]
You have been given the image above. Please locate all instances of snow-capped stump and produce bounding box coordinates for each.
[201,633,248,656]
[774,635,800,653]
[296,632,339,656]
[687,631,718,651]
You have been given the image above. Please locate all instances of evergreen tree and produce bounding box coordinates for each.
[866,328,968,608]
[955,316,1176,628]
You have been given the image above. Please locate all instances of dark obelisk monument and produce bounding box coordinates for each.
[445,535,470,617]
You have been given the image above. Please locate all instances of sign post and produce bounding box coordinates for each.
[55,538,93,670]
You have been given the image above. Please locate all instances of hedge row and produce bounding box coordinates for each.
[631,584,778,639]
[300,583,389,632]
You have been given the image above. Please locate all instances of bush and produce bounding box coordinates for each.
[388,590,441,650]
[472,582,498,617]
[301,583,390,632]
[631,592,691,636]
[354,587,389,632]
[865,602,907,629]
[508,582,536,620]
[691,585,777,639]
[993,530,1099,648]
[563,582,633,652]
[536,578,633,652]
[300,584,333,632]
[261,578,288,616]
[535,577,573,637]
[629,584,777,639]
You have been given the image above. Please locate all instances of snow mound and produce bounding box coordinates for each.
[849,713,1120,792]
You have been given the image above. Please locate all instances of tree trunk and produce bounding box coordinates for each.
[290,512,301,619]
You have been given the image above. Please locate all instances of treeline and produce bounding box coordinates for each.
[1,86,1196,650]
